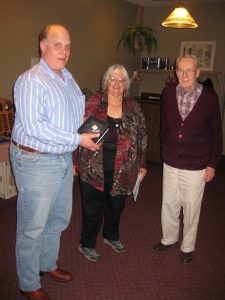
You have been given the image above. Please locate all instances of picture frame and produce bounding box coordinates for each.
[180,41,216,71]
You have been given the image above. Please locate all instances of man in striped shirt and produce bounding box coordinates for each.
[10,24,99,300]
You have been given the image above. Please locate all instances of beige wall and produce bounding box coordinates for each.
[0,0,139,99]
[1,1,224,153]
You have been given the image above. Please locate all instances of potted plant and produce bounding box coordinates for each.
[116,6,157,56]
[81,88,94,100]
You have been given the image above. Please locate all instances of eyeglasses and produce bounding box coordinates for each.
[177,69,196,76]
[109,76,125,83]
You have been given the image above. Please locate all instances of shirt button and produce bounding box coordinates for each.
[179,134,183,139]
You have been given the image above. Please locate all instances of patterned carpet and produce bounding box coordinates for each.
[0,158,225,300]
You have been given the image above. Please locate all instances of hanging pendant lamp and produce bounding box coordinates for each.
[162,0,198,29]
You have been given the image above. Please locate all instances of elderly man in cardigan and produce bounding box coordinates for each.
[153,54,222,265]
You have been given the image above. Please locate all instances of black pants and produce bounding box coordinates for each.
[79,148,126,248]
[79,181,126,248]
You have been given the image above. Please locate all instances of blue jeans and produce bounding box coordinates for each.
[10,143,73,291]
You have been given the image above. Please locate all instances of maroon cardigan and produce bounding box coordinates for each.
[161,83,222,170]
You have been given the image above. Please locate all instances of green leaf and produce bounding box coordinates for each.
[116,23,157,56]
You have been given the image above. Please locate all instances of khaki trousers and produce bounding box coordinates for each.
[161,163,206,253]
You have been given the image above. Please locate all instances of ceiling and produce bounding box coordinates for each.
[125,0,225,6]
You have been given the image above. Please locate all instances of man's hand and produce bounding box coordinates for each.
[79,133,101,152]
[203,166,215,182]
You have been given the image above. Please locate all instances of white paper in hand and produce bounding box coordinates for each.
[132,174,142,202]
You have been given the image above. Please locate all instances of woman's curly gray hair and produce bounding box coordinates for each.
[101,64,131,96]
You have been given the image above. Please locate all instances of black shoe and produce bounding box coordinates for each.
[153,242,178,251]
[103,238,125,253]
[78,245,101,262]
[181,251,193,265]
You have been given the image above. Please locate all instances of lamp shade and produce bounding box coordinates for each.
[162,6,198,29]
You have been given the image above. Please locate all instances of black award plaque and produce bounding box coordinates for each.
[78,115,109,144]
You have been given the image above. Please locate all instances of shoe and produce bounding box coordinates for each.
[103,238,125,253]
[21,288,52,300]
[78,245,101,262]
[40,268,72,282]
[153,242,178,251]
[181,251,193,265]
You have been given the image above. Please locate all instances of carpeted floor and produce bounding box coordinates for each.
[0,158,225,300]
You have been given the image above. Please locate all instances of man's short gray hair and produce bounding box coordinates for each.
[176,54,200,69]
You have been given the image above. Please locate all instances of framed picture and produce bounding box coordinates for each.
[180,41,216,71]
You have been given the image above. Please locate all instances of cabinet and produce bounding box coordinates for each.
[140,100,161,163]
[0,141,10,163]
[132,70,167,164]
[0,142,17,199]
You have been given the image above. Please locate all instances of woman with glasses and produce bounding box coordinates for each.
[77,64,147,261]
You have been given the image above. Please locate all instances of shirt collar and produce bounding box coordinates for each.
[39,58,72,80]
[177,82,203,97]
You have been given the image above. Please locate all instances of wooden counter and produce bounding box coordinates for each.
[0,141,10,163]
[139,100,162,163]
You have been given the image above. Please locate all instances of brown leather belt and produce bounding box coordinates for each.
[12,140,48,154]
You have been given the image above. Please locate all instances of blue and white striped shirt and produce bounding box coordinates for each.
[12,58,85,154]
